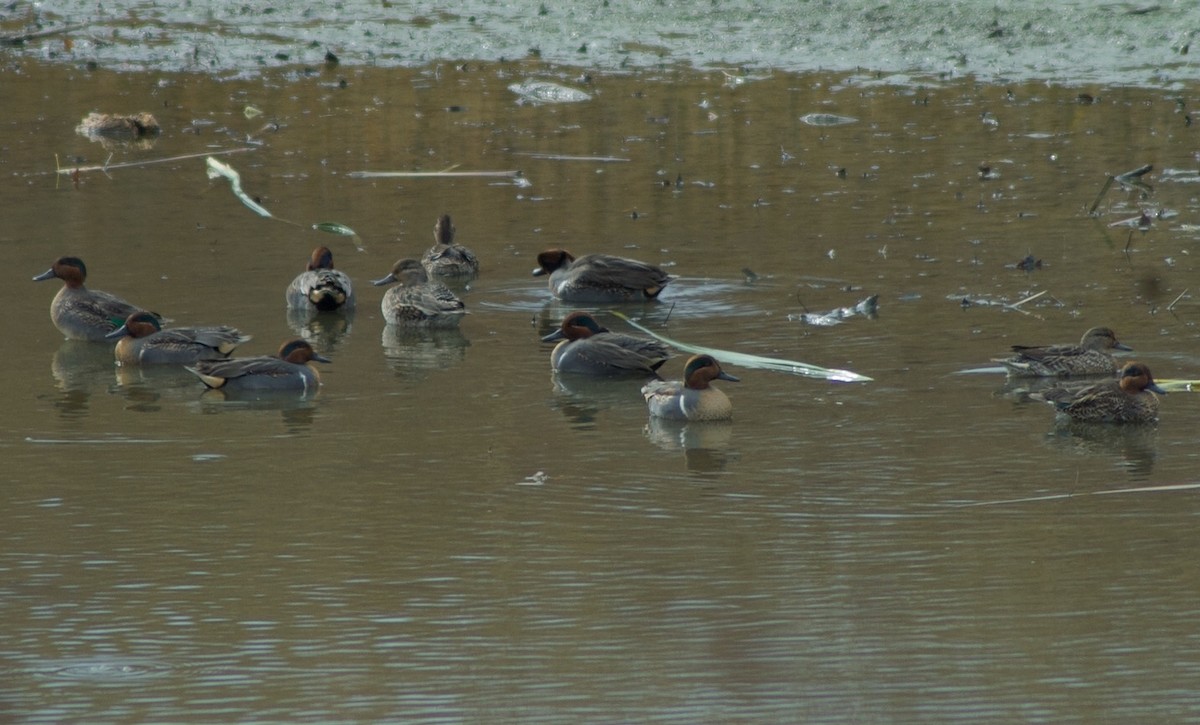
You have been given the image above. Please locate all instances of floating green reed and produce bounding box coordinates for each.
[313,222,357,236]
[313,222,365,251]
[205,156,271,218]
[610,311,873,383]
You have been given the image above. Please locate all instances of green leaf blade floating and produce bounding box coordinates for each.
[610,311,873,383]
[312,222,365,252]
[205,156,273,218]
[313,222,357,236]
[1151,379,1200,393]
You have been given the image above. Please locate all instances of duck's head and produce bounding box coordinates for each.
[33,256,87,287]
[277,338,331,365]
[1118,362,1165,395]
[532,249,575,276]
[372,258,428,287]
[541,310,609,342]
[683,354,740,390]
[434,214,455,245]
[105,310,162,340]
[307,246,336,271]
[1081,327,1132,352]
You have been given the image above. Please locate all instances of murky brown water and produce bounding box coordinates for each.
[4,56,1200,722]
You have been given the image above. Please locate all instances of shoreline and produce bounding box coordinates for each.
[3,1,1198,87]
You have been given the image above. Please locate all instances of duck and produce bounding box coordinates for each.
[186,338,330,393]
[542,311,670,376]
[372,258,466,328]
[641,354,739,421]
[532,248,670,302]
[105,310,251,365]
[75,112,161,140]
[1033,361,1166,424]
[286,246,355,312]
[995,326,1131,377]
[33,256,162,341]
[421,214,480,278]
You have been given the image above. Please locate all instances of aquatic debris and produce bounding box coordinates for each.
[800,113,858,126]
[508,80,591,104]
[510,152,629,162]
[955,481,1200,508]
[312,222,366,252]
[205,156,272,218]
[313,222,357,236]
[956,289,1049,318]
[518,471,548,486]
[1012,254,1043,271]
[1108,210,1153,229]
[55,147,254,176]
[1088,163,1153,215]
[347,169,522,179]
[1167,288,1189,312]
[0,23,84,46]
[720,69,773,87]
[1159,168,1200,182]
[788,295,879,326]
[610,311,872,383]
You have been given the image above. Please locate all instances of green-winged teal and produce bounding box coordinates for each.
[1035,361,1165,424]
[421,214,480,278]
[106,310,250,365]
[372,258,466,328]
[187,338,330,393]
[532,248,669,302]
[996,326,1131,377]
[33,256,161,341]
[287,246,355,313]
[641,354,739,421]
[542,311,670,376]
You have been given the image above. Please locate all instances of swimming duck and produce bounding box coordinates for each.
[372,258,466,328]
[995,326,1131,377]
[106,310,251,365]
[286,246,355,312]
[33,256,161,341]
[542,311,671,376]
[186,338,330,393]
[421,214,480,278]
[532,248,670,302]
[1034,361,1165,424]
[641,354,739,421]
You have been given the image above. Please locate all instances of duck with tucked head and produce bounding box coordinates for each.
[641,354,739,421]
[1034,361,1166,424]
[421,214,480,278]
[33,256,162,341]
[532,248,670,303]
[287,246,355,313]
[76,112,161,140]
[105,311,250,365]
[186,338,330,393]
[542,311,670,376]
[372,258,466,328]
[995,326,1131,377]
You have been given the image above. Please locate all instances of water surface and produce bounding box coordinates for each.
[2,51,1200,723]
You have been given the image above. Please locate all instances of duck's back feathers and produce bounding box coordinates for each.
[552,333,670,376]
[534,249,670,302]
[1033,361,1164,423]
[288,247,355,312]
[422,214,480,277]
[996,327,1130,377]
